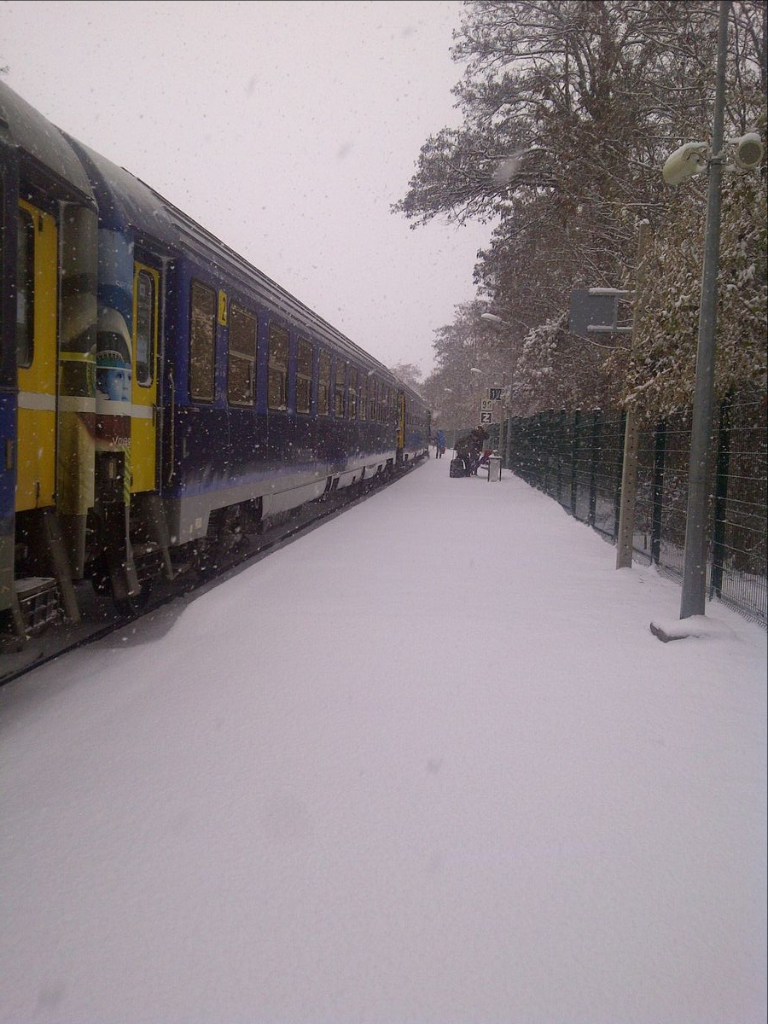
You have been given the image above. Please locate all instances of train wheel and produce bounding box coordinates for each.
[111,581,151,617]
[193,540,222,581]
[90,555,112,597]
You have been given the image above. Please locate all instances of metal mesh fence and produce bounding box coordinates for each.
[504,394,767,626]
[714,394,767,621]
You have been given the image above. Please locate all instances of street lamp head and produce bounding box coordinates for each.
[443,387,453,393]
[728,132,764,170]
[470,367,483,375]
[662,142,709,185]
[481,313,504,325]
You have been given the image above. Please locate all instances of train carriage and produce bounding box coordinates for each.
[0,82,99,630]
[0,80,429,634]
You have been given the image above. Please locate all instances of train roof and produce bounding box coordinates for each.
[64,140,406,385]
[1,80,429,411]
[0,81,94,205]
[64,137,179,253]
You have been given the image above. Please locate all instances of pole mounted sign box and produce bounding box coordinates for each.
[568,289,618,337]
[480,399,494,412]
[488,388,502,401]
[569,288,632,338]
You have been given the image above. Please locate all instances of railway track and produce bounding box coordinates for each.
[0,465,420,687]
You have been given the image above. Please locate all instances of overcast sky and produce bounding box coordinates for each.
[2,0,492,377]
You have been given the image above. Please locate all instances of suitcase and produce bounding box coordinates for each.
[450,457,467,478]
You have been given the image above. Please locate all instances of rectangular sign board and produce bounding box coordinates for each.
[488,388,502,401]
[568,288,618,338]
[480,399,494,412]
[480,411,493,424]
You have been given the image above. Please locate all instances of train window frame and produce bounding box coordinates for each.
[348,366,358,420]
[227,302,257,407]
[334,357,346,418]
[296,337,313,415]
[189,279,216,402]
[318,349,331,416]
[360,374,367,421]
[268,322,289,412]
[16,207,35,370]
[135,269,155,388]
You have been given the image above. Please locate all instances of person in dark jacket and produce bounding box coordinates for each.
[435,428,446,457]
[455,426,489,475]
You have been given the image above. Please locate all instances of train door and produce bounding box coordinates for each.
[0,156,17,613]
[397,391,406,450]
[130,261,159,493]
[15,199,58,513]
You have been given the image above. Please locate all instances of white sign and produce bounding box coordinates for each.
[480,399,494,412]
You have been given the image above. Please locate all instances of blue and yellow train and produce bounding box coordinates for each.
[0,82,430,633]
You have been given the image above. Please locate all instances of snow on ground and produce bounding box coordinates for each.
[1,454,765,1024]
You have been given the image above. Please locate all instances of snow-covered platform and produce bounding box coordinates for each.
[1,454,765,1023]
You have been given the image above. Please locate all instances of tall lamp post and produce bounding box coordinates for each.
[670,1,730,623]
[652,2,762,636]
[677,0,731,620]
[470,362,507,453]
[479,313,517,462]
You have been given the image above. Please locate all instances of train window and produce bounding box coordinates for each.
[135,270,155,387]
[360,375,367,421]
[318,350,331,415]
[228,304,257,406]
[16,208,35,369]
[190,280,216,401]
[296,337,313,414]
[348,367,358,420]
[334,358,346,418]
[369,378,377,422]
[268,323,289,411]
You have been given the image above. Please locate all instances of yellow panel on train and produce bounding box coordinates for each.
[130,262,159,493]
[16,200,58,512]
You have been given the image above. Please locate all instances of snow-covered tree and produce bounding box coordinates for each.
[389,362,425,397]
[396,1,767,416]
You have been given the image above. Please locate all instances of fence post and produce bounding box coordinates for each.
[571,410,581,515]
[710,395,732,599]
[556,410,565,504]
[651,420,667,565]
[539,413,548,493]
[616,220,650,567]
[614,410,626,542]
[588,410,601,528]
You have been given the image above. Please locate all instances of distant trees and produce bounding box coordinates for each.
[396,0,767,421]
[389,362,425,395]
[421,301,496,428]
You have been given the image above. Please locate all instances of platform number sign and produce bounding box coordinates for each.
[480,398,494,412]
[480,411,493,424]
[488,387,502,401]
